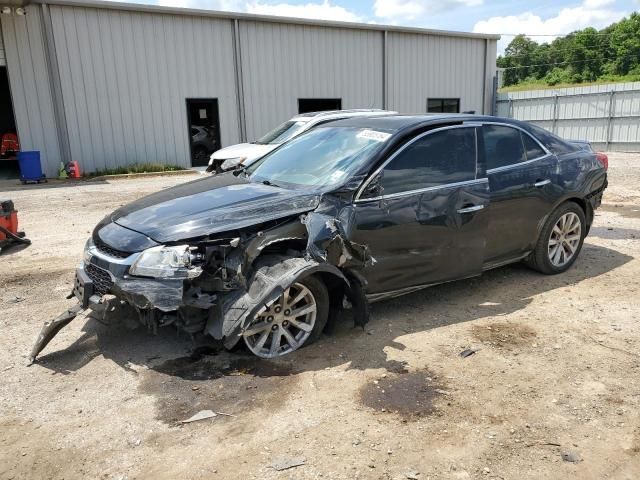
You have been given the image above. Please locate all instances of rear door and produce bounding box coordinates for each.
[481,124,559,265]
[351,124,489,294]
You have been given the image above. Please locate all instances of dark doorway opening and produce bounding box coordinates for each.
[186,98,221,167]
[0,66,20,180]
[298,98,342,114]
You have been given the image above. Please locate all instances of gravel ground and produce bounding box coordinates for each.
[1,155,639,480]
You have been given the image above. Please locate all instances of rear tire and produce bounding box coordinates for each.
[525,201,586,275]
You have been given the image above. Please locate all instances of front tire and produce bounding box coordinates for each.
[242,275,329,358]
[525,201,586,275]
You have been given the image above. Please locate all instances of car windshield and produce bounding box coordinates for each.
[247,127,392,189]
[254,120,308,145]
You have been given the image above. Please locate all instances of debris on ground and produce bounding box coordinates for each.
[459,348,479,358]
[180,410,217,424]
[560,450,582,463]
[269,455,306,471]
[405,470,420,479]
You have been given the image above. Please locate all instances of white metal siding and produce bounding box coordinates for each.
[3,2,498,174]
[0,6,62,176]
[497,82,640,151]
[387,32,490,115]
[0,24,5,66]
[239,21,383,141]
[49,5,240,172]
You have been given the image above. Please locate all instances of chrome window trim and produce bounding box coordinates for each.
[356,178,488,203]
[486,153,553,174]
[355,123,479,202]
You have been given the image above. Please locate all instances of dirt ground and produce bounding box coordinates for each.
[1,155,639,480]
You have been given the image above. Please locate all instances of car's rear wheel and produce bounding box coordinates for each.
[525,201,586,274]
[242,276,328,358]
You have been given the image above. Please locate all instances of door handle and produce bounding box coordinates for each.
[534,179,551,188]
[457,204,485,214]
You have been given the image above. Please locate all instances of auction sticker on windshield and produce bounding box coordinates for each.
[357,130,392,142]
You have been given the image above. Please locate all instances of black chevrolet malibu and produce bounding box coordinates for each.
[31,115,608,361]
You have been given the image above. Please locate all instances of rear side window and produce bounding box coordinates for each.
[522,133,546,160]
[527,124,579,155]
[482,125,526,170]
[380,128,476,196]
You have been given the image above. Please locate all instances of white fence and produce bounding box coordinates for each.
[496,82,640,152]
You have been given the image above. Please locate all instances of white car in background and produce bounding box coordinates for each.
[206,109,396,173]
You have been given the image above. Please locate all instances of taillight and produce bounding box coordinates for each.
[596,152,608,171]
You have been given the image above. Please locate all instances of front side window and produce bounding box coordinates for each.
[482,125,526,170]
[255,120,308,145]
[379,128,476,196]
[248,127,391,188]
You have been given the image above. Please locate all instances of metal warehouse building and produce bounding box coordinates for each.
[0,0,498,177]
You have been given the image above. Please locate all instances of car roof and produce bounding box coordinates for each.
[293,109,396,121]
[322,114,533,132]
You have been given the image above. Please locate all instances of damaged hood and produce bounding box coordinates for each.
[108,173,321,244]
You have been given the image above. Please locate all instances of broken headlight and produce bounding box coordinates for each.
[83,238,94,263]
[220,157,247,171]
[129,245,202,279]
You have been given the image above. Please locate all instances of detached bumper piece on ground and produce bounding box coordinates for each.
[28,115,607,362]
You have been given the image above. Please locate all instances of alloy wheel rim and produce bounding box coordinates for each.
[548,212,581,267]
[242,282,317,358]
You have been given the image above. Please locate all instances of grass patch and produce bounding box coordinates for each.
[89,163,186,177]
[499,75,640,93]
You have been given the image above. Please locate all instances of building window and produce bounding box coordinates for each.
[427,98,460,113]
[298,98,342,114]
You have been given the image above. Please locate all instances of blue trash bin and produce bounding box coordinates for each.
[17,151,45,183]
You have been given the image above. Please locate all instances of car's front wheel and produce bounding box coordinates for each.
[526,201,586,274]
[242,275,328,358]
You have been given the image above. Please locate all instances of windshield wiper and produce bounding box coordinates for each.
[261,180,281,188]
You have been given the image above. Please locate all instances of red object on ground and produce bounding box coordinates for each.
[67,160,81,178]
[596,152,609,171]
[0,200,19,241]
[0,133,20,157]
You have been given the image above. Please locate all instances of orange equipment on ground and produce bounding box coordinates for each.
[0,200,31,253]
[0,133,20,157]
[66,160,81,178]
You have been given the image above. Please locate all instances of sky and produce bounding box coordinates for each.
[113,0,639,52]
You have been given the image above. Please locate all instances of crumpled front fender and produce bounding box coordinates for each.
[207,256,349,348]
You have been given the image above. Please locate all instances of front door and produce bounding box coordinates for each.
[480,124,560,264]
[351,125,489,294]
[186,99,221,167]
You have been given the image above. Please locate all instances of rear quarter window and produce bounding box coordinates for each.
[527,124,579,156]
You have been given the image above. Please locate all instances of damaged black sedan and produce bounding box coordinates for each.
[30,114,607,361]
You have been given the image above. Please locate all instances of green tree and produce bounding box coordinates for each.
[499,12,640,88]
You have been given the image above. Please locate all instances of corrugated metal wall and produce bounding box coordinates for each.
[497,82,640,152]
[387,33,494,115]
[239,21,384,141]
[49,5,240,173]
[0,6,62,174]
[0,24,5,66]
[2,2,497,175]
